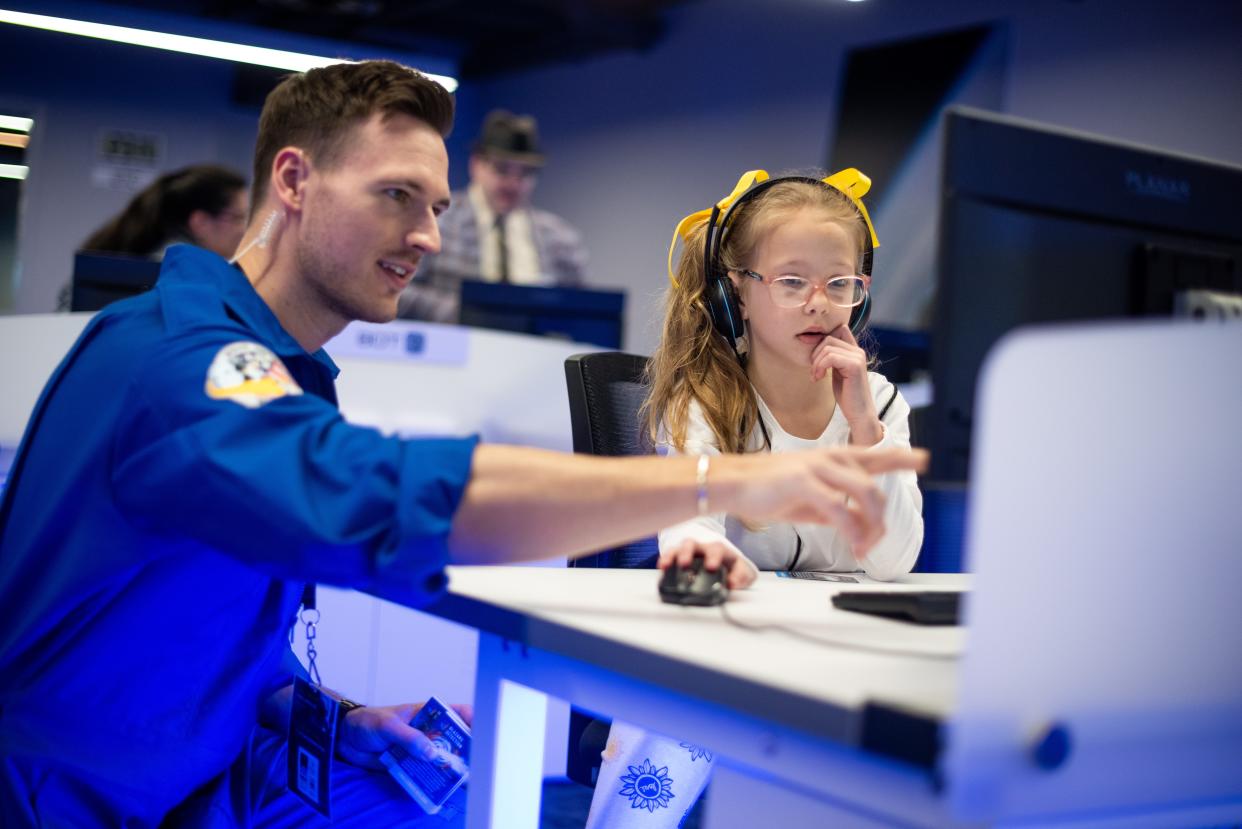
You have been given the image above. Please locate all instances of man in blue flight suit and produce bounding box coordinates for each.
[0,60,924,827]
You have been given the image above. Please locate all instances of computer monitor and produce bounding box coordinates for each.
[458,280,626,349]
[947,321,1242,822]
[928,107,1242,481]
[70,251,162,312]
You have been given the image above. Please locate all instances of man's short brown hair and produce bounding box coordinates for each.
[251,60,455,211]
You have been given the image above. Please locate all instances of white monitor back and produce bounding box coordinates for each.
[945,321,1242,822]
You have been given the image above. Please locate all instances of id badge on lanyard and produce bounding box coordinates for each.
[288,675,341,817]
[287,584,339,817]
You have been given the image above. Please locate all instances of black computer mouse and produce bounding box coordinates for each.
[658,553,729,606]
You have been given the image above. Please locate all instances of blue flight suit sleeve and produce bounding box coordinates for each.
[109,325,476,608]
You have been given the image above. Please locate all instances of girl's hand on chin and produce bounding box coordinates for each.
[811,325,884,445]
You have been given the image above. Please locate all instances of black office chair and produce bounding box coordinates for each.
[563,351,656,788]
[564,351,659,569]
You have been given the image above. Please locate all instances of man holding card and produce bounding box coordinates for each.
[0,60,925,828]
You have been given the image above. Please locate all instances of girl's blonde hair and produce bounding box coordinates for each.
[643,176,868,454]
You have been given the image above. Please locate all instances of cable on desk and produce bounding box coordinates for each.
[717,601,958,661]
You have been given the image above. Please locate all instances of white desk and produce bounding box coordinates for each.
[425,566,970,828]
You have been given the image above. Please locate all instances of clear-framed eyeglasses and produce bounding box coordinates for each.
[739,270,870,309]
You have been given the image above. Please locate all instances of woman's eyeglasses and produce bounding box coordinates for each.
[739,270,869,309]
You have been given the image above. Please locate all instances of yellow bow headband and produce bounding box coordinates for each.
[667,168,880,288]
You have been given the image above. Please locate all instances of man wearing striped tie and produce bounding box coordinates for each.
[398,109,589,322]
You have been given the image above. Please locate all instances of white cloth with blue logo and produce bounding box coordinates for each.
[585,719,714,829]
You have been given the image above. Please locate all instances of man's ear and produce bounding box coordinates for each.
[270,147,310,214]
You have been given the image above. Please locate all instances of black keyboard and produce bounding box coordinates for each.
[831,590,964,625]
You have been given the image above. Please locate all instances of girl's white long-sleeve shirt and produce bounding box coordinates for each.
[658,372,923,581]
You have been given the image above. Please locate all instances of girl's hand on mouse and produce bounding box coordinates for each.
[810,324,883,446]
[658,538,759,589]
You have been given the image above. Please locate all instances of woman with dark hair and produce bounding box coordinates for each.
[82,164,248,259]
[59,165,248,310]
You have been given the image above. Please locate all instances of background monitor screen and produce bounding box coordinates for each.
[928,107,1242,482]
[458,280,626,349]
[71,251,161,312]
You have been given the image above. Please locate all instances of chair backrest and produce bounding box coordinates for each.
[564,352,659,568]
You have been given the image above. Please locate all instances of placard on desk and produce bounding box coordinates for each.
[324,320,589,453]
[944,321,1242,823]
[325,320,469,366]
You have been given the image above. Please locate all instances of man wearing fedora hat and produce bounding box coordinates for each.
[397,109,589,322]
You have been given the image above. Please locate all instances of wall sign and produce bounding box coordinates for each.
[91,128,165,192]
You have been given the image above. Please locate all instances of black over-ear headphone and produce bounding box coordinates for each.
[701,175,874,354]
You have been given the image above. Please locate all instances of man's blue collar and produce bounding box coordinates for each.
[160,245,339,377]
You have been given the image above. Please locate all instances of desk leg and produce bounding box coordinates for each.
[466,632,549,829]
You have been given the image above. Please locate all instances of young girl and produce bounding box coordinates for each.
[584,168,923,829]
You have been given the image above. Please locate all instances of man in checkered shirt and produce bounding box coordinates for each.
[397,109,588,322]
